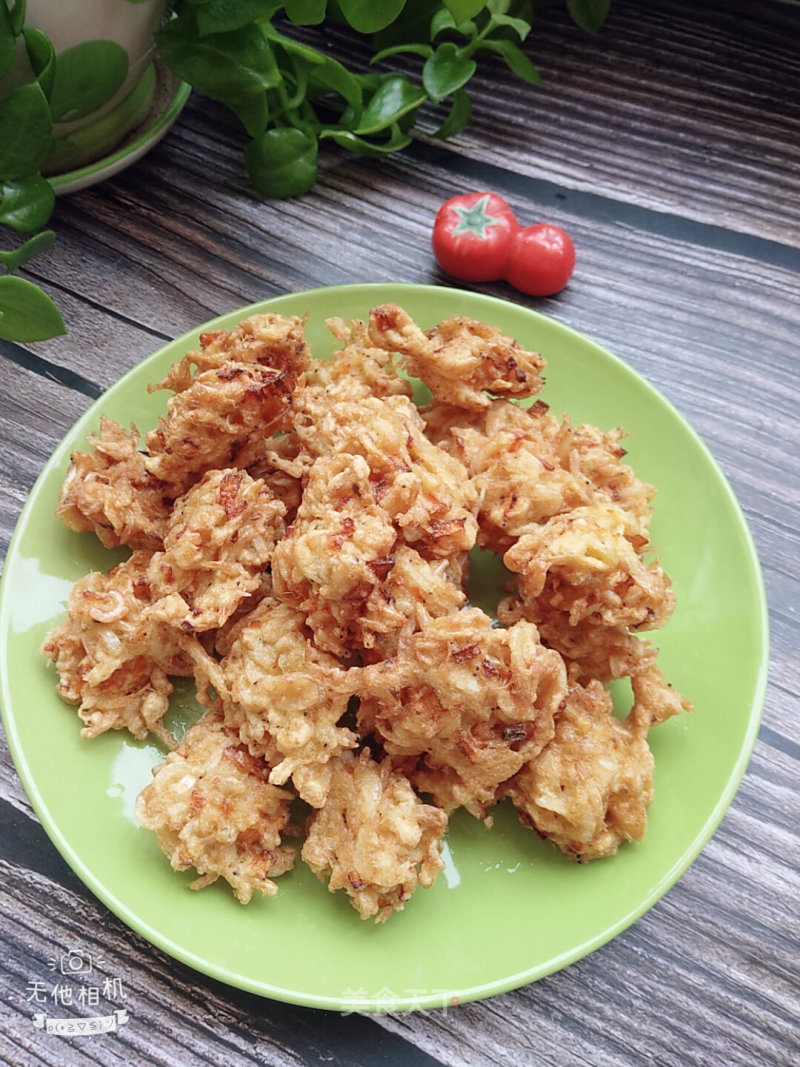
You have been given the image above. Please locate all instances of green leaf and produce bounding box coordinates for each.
[320,122,412,158]
[231,91,270,137]
[10,0,27,37]
[0,82,53,181]
[0,176,54,234]
[306,55,363,115]
[263,26,363,117]
[566,0,611,34]
[442,0,486,23]
[285,0,327,26]
[195,0,282,36]
[0,0,16,80]
[431,9,455,38]
[432,86,472,139]
[489,12,532,42]
[370,42,432,65]
[338,0,407,35]
[261,23,323,59]
[423,42,476,102]
[49,41,130,122]
[372,1,442,51]
[156,18,281,102]
[0,275,66,342]
[23,28,56,98]
[483,38,541,84]
[354,75,426,135]
[244,126,318,197]
[0,229,56,271]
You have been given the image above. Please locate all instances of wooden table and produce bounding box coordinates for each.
[2,1,798,1063]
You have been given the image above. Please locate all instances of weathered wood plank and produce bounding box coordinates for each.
[313,0,800,244]
[1,1,797,1064]
[0,835,444,1067]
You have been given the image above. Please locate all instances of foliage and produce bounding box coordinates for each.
[0,0,611,342]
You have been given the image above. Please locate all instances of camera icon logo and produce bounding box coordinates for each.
[59,950,92,976]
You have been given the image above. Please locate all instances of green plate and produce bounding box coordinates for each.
[0,283,768,1012]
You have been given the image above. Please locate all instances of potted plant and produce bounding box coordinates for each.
[0,0,172,341]
[0,0,609,343]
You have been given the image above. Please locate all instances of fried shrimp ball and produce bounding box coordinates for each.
[359,608,567,820]
[136,714,296,903]
[56,416,170,551]
[219,598,359,806]
[368,303,545,411]
[506,681,655,861]
[41,550,195,745]
[301,750,448,922]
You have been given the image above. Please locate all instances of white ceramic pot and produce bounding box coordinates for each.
[25,0,172,171]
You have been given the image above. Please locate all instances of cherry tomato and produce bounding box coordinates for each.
[504,224,576,296]
[432,191,519,282]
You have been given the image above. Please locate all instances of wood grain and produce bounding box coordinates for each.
[1,0,798,1064]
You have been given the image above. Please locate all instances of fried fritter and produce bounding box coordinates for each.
[271,452,399,658]
[356,544,468,662]
[149,467,286,633]
[151,312,311,395]
[359,608,567,820]
[503,502,675,632]
[368,303,545,410]
[291,390,479,560]
[425,398,655,553]
[219,597,359,806]
[309,315,414,400]
[40,550,195,745]
[56,416,170,551]
[43,301,690,916]
[143,362,298,498]
[241,429,306,521]
[506,680,654,860]
[301,749,447,922]
[136,713,296,903]
[498,597,688,726]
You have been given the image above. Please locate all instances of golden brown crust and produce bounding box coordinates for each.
[301,750,447,922]
[56,416,170,551]
[42,303,690,917]
[136,714,296,903]
[359,608,567,820]
[368,303,545,411]
[505,681,655,861]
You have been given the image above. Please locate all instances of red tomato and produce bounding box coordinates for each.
[432,191,519,282]
[504,224,576,296]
